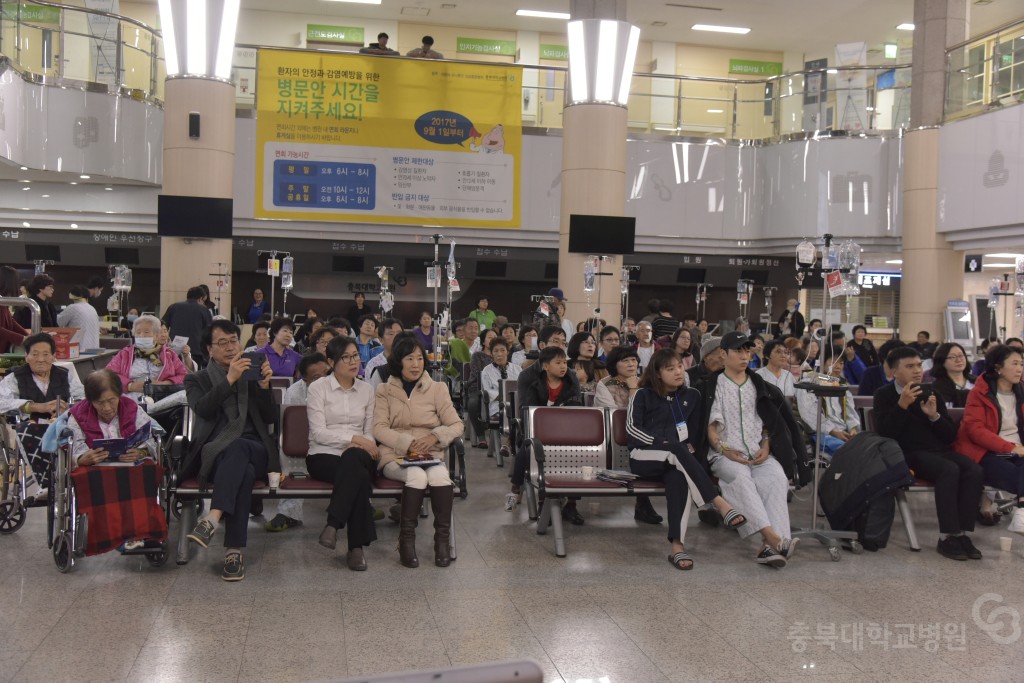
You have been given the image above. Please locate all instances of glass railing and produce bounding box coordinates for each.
[946,16,1024,121]
[0,0,164,103]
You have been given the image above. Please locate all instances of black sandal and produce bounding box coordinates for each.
[721,509,747,528]
[668,551,694,570]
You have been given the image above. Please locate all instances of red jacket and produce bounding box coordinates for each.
[952,374,1024,463]
[0,306,28,354]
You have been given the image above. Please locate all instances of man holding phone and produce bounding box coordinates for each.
[182,320,280,581]
[873,347,984,561]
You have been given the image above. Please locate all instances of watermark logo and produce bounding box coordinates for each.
[972,593,1021,645]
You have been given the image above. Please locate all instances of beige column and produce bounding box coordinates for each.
[159,78,236,314]
[899,0,967,339]
[559,0,630,328]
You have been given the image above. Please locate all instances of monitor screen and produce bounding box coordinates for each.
[568,214,636,255]
[25,244,61,262]
[157,195,233,239]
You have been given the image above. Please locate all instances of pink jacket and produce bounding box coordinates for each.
[106,345,188,388]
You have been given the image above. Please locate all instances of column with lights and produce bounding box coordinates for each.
[157,0,241,314]
[557,1,639,328]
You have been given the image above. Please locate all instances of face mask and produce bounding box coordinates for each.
[135,337,155,350]
[126,314,138,323]
[528,337,538,351]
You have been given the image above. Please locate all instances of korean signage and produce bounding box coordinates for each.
[456,37,517,57]
[540,44,568,61]
[2,3,61,23]
[728,59,783,76]
[255,49,522,228]
[858,273,901,288]
[306,24,364,45]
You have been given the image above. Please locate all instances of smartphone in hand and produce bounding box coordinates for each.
[241,352,266,381]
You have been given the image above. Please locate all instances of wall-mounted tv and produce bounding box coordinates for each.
[158,195,233,239]
[568,214,636,255]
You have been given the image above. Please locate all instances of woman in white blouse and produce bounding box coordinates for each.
[305,335,378,571]
[756,340,796,399]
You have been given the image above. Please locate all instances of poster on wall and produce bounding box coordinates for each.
[802,57,828,132]
[255,49,522,228]
[834,42,868,132]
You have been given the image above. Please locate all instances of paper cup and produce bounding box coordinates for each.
[999,536,1012,552]
[581,466,595,481]
[268,472,281,489]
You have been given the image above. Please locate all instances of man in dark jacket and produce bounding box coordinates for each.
[183,320,279,581]
[14,274,58,329]
[857,339,905,397]
[873,346,983,561]
[163,286,213,367]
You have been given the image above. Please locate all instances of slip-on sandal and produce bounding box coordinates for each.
[668,551,694,570]
[721,509,747,528]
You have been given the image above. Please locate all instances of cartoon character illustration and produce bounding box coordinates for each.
[470,124,505,154]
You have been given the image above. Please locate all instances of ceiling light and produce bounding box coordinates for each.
[896,23,914,31]
[707,108,724,113]
[517,9,570,19]
[105,186,113,191]
[885,259,902,264]
[70,223,78,229]
[22,187,30,191]
[884,43,898,59]
[186,0,206,75]
[322,0,382,3]
[826,68,838,74]
[19,166,27,170]
[19,179,30,183]
[982,263,1015,268]
[984,253,1024,258]
[158,0,179,74]
[22,221,31,228]
[70,181,78,185]
[41,194,49,198]
[215,0,241,79]
[80,174,91,179]
[691,24,750,34]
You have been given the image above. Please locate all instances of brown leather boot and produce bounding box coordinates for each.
[399,486,425,568]
[430,485,455,567]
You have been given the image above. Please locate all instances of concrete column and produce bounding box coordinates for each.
[559,0,629,328]
[899,0,967,340]
[159,78,235,314]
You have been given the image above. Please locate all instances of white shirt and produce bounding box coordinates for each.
[56,301,101,350]
[283,380,311,406]
[68,409,157,467]
[997,391,1020,445]
[0,366,85,414]
[636,344,655,371]
[797,373,860,434]
[510,350,527,367]
[306,374,375,456]
[756,366,796,398]
[481,362,522,416]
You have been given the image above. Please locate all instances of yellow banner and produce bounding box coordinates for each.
[255,49,522,228]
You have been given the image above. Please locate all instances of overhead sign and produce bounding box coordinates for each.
[2,3,61,23]
[457,37,517,57]
[964,254,983,273]
[540,44,569,61]
[728,59,783,76]
[307,24,364,45]
[255,49,522,228]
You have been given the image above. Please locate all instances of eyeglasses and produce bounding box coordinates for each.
[212,337,240,348]
[339,353,361,363]
[946,354,966,361]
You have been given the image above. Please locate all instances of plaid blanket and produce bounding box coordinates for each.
[70,463,167,557]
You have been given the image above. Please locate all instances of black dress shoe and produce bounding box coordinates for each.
[959,535,983,560]
[634,500,663,524]
[937,536,968,561]
[561,504,584,526]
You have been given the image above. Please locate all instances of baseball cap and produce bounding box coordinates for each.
[720,331,755,351]
[548,288,565,300]
[700,337,722,358]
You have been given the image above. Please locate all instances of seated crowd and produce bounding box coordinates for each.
[7,286,1024,583]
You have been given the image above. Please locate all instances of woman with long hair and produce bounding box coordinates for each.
[931,342,975,409]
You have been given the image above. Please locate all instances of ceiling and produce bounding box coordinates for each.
[227,0,1022,57]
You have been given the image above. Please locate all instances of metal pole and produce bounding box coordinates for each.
[58,6,65,79]
[0,297,40,334]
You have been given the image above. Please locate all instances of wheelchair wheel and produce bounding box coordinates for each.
[171,496,204,520]
[53,531,74,573]
[0,500,26,534]
[145,543,170,568]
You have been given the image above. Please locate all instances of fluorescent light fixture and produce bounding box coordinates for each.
[41,194,49,198]
[707,108,724,113]
[70,223,78,229]
[595,20,618,101]
[69,181,78,185]
[516,9,570,19]
[885,259,902,264]
[22,187,30,191]
[617,24,639,104]
[826,68,838,74]
[187,0,207,75]
[105,186,113,191]
[22,222,30,228]
[158,0,179,75]
[567,20,588,101]
[322,0,382,4]
[983,263,1015,268]
[18,179,29,183]
[80,174,91,179]
[896,23,914,31]
[691,24,750,34]
[984,253,1024,258]
[19,166,27,170]
[214,0,240,79]
[884,43,898,59]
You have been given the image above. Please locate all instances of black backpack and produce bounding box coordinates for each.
[818,432,913,549]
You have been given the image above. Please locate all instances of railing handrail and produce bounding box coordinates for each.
[14,0,161,36]
[945,15,1024,53]
[0,297,40,335]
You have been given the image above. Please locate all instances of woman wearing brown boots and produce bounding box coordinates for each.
[373,337,464,567]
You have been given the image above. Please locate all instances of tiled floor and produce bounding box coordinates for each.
[3,446,1024,682]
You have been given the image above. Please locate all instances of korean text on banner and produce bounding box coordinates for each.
[255,50,522,229]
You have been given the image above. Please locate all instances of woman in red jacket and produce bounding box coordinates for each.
[953,344,1024,535]
[0,266,29,353]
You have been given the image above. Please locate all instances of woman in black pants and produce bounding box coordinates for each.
[305,336,378,571]
[627,349,746,570]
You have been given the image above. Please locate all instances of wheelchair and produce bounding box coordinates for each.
[0,411,53,534]
[48,420,171,573]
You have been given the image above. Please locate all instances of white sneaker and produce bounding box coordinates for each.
[1008,508,1024,536]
